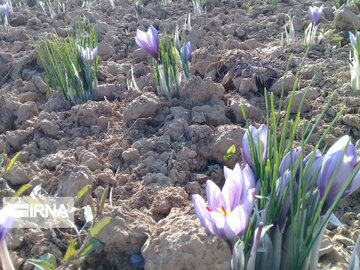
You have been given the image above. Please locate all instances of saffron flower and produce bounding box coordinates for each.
[192,164,255,241]
[241,124,267,168]
[0,4,9,17]
[134,1,143,18]
[278,146,302,175]
[350,31,360,48]
[135,25,160,60]
[303,149,323,189]
[78,45,98,64]
[180,41,192,63]
[224,163,256,190]
[308,5,323,26]
[317,135,360,208]
[276,170,297,226]
[0,206,14,270]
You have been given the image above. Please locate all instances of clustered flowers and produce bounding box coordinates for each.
[192,123,360,269]
[135,25,192,100]
[304,5,323,46]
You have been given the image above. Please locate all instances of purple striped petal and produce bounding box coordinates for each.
[223,205,249,240]
[222,173,246,211]
[242,163,256,189]
[206,180,225,211]
[278,147,302,176]
[135,26,159,59]
[318,135,358,204]
[209,211,226,239]
[192,194,217,235]
[303,149,323,189]
[350,32,357,48]
[0,206,14,242]
[242,124,268,167]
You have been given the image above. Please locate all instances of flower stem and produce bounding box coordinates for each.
[0,240,14,270]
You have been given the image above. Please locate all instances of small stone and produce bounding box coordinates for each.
[270,72,296,96]
[93,84,118,101]
[343,114,360,128]
[233,77,254,95]
[319,235,334,256]
[124,92,161,123]
[285,92,309,113]
[3,163,33,185]
[334,6,360,30]
[98,41,115,61]
[164,119,187,141]
[191,105,229,126]
[142,208,231,270]
[81,152,102,171]
[39,119,60,138]
[16,101,39,124]
[333,234,354,246]
[180,77,225,106]
[6,129,32,150]
[56,166,94,198]
[229,95,259,122]
[202,125,246,164]
[122,148,140,162]
[185,182,201,194]
[33,76,50,94]
[143,173,174,186]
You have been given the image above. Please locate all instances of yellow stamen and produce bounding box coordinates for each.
[216,205,231,216]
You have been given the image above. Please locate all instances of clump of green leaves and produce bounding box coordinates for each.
[192,0,209,15]
[333,0,347,9]
[37,0,68,19]
[154,32,181,101]
[37,18,98,105]
[281,14,295,46]
[27,185,111,269]
[349,31,360,90]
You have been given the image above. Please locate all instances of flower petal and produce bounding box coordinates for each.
[223,205,249,240]
[222,174,245,211]
[258,124,268,160]
[0,206,14,242]
[209,211,226,239]
[318,135,357,203]
[206,180,225,211]
[278,147,302,176]
[242,164,256,189]
[192,194,216,235]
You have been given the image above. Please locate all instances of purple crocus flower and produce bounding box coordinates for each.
[241,124,267,168]
[349,31,360,48]
[308,5,323,25]
[135,25,160,60]
[276,170,297,227]
[317,135,360,208]
[224,163,256,191]
[192,165,255,241]
[0,206,14,270]
[303,149,323,189]
[278,146,302,176]
[78,45,98,63]
[180,41,192,63]
[0,206,13,242]
[134,1,143,16]
[0,4,9,17]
